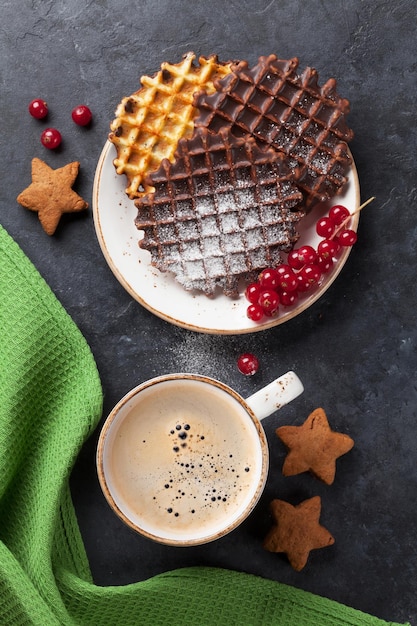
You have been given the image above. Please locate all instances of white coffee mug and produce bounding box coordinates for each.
[96,371,303,546]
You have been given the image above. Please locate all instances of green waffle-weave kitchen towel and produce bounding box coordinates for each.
[0,224,409,626]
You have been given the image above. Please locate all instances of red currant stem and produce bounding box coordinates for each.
[330,196,376,239]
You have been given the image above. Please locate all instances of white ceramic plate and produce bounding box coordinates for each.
[93,141,360,334]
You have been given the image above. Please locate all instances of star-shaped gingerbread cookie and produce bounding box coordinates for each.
[17,158,88,235]
[263,496,334,571]
[276,407,354,485]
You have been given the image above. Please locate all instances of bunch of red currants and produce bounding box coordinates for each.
[245,204,357,322]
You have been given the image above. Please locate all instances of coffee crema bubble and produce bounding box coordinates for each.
[105,379,266,543]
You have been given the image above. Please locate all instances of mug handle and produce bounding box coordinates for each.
[245,371,304,421]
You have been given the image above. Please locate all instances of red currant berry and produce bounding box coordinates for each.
[316,216,336,238]
[71,104,92,126]
[40,128,62,149]
[288,246,317,270]
[247,303,264,322]
[317,255,334,274]
[296,273,312,292]
[329,204,350,225]
[299,263,322,287]
[317,238,339,260]
[258,268,278,290]
[28,99,48,119]
[296,245,317,267]
[280,290,299,307]
[337,229,358,246]
[245,282,262,304]
[237,353,259,376]
[258,289,279,314]
[275,264,298,292]
[287,249,304,270]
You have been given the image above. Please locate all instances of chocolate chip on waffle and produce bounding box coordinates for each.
[135,127,304,297]
[109,52,234,199]
[194,54,353,210]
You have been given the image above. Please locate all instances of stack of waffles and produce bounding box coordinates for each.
[109,52,353,297]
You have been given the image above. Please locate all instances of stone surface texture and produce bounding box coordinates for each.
[0,1,416,624]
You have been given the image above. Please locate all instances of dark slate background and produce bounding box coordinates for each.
[1,1,416,624]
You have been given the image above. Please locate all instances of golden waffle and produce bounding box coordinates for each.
[109,52,233,199]
[135,127,304,297]
[194,54,354,210]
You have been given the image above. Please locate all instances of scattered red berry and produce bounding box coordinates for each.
[40,128,62,149]
[237,353,259,376]
[71,104,92,126]
[28,99,48,119]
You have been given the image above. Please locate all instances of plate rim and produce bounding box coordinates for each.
[93,140,360,335]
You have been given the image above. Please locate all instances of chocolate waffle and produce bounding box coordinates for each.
[194,54,353,210]
[109,52,233,199]
[135,127,304,297]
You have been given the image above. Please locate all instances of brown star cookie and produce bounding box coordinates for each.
[17,158,88,235]
[276,407,354,485]
[263,496,334,571]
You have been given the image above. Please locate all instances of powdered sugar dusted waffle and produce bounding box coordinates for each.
[194,54,353,210]
[135,127,304,297]
[109,52,234,199]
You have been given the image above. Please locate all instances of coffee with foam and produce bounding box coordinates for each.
[100,376,268,545]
